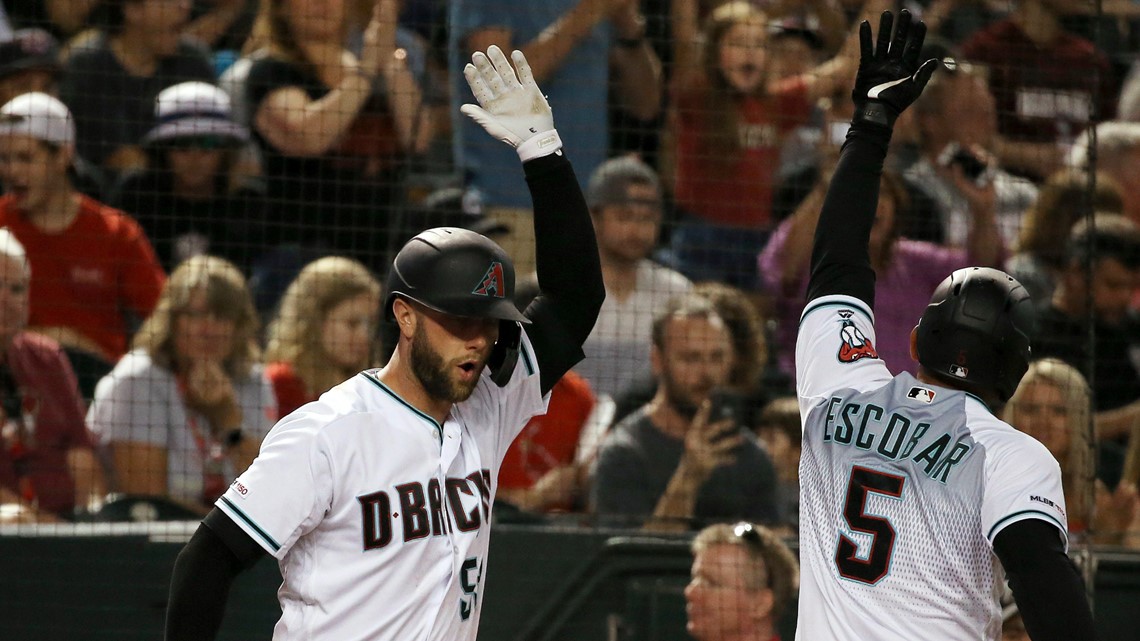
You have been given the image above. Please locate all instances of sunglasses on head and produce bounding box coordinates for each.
[733,522,773,588]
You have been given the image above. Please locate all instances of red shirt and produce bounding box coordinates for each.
[961,19,1115,143]
[672,78,811,229]
[0,195,166,361]
[0,332,93,515]
[265,361,313,420]
[499,371,595,492]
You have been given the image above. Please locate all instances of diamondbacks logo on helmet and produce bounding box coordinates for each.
[837,315,878,363]
[472,262,506,298]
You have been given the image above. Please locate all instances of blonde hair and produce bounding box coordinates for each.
[692,522,799,620]
[265,256,381,397]
[1003,358,1094,527]
[133,255,261,377]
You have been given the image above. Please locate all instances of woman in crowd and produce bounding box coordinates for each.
[264,256,381,418]
[243,0,428,263]
[1004,358,1140,547]
[88,256,274,515]
[663,0,882,287]
[112,81,266,274]
[1005,169,1125,313]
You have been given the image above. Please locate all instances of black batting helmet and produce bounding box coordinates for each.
[385,227,528,387]
[914,267,1034,403]
[385,227,528,323]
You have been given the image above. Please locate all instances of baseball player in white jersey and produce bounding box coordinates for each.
[163,46,605,641]
[795,11,1096,641]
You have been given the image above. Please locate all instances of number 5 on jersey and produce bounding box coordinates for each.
[836,466,905,585]
[460,556,483,620]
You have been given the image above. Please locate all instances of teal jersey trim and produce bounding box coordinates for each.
[220,496,281,552]
[520,341,535,376]
[360,372,443,444]
[987,509,1067,541]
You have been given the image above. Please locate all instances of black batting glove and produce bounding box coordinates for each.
[851,10,939,130]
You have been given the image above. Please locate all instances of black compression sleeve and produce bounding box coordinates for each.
[805,123,893,307]
[523,153,606,394]
[164,511,266,641]
[993,519,1097,641]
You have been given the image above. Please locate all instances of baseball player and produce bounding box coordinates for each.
[795,11,1096,641]
[163,46,605,641]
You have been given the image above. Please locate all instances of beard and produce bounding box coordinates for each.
[410,321,482,404]
[659,366,702,421]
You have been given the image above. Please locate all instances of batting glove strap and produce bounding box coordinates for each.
[516,129,563,162]
[853,101,895,130]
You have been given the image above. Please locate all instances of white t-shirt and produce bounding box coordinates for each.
[795,294,1067,641]
[216,332,547,641]
[576,260,690,397]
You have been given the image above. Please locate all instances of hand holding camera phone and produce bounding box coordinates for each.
[937,142,990,186]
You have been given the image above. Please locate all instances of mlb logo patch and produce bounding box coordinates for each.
[906,387,936,404]
[948,364,969,378]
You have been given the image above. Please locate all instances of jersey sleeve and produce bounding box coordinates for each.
[214,414,336,559]
[489,329,548,463]
[796,294,892,407]
[982,431,1069,550]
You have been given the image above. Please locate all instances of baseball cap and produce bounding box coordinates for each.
[142,81,249,147]
[0,29,61,80]
[0,92,75,146]
[585,156,661,209]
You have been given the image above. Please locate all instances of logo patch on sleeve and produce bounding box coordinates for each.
[906,387,936,403]
[837,317,879,363]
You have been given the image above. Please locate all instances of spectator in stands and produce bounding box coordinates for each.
[663,0,886,287]
[1067,122,1140,226]
[1005,169,1124,312]
[498,370,596,513]
[754,396,799,531]
[1033,214,1140,442]
[0,28,108,200]
[0,93,166,399]
[185,0,257,54]
[264,256,381,418]
[4,0,100,41]
[1004,358,1140,547]
[575,156,690,400]
[59,0,215,175]
[759,170,1002,378]
[610,280,773,426]
[88,256,274,515]
[960,0,1116,180]
[685,521,798,641]
[111,81,266,274]
[592,293,780,531]
[0,228,104,522]
[0,28,60,105]
[450,0,662,277]
[902,61,1037,248]
[244,0,429,264]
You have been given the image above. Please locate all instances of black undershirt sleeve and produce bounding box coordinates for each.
[164,509,267,641]
[521,153,606,395]
[992,519,1097,641]
[805,123,893,308]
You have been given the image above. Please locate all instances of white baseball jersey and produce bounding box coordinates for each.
[216,332,547,641]
[795,294,1067,641]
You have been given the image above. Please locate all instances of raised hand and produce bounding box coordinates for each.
[461,46,562,161]
[852,9,939,129]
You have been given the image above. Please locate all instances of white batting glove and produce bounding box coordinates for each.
[461,46,563,162]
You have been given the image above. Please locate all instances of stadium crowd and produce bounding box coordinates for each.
[0,0,1137,550]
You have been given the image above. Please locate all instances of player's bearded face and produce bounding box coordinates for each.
[410,315,489,403]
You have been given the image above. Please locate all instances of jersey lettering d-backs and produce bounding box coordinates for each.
[216,332,546,641]
[795,295,1067,641]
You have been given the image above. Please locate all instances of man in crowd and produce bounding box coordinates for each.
[685,522,799,641]
[593,293,780,531]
